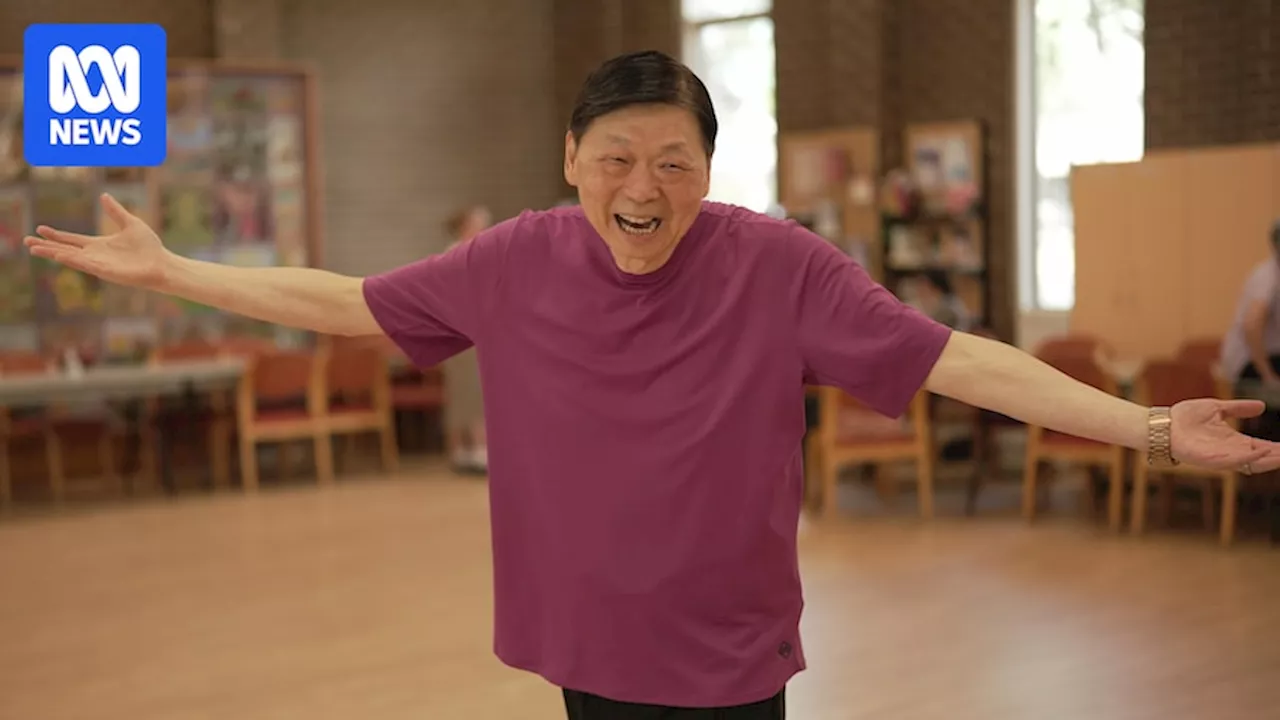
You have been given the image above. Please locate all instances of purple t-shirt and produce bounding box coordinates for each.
[363,202,951,707]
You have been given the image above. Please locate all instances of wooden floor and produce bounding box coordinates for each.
[2,462,1279,720]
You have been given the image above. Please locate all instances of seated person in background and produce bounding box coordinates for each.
[441,204,492,474]
[1221,220,1280,388]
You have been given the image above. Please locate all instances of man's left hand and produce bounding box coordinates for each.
[1172,399,1280,474]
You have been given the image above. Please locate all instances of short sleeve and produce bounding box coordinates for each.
[1242,263,1277,305]
[362,218,510,368]
[791,228,953,418]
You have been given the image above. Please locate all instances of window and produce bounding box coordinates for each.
[1018,0,1145,311]
[681,0,777,213]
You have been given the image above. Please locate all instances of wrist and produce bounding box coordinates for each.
[1146,405,1178,467]
[151,251,189,293]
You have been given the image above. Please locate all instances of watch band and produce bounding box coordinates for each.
[1147,406,1178,468]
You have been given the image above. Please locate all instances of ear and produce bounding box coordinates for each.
[563,131,580,187]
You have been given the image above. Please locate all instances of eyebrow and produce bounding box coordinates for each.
[603,135,692,154]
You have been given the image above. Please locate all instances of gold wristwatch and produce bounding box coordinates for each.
[1147,406,1178,468]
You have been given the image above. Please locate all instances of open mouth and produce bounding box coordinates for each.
[615,214,662,236]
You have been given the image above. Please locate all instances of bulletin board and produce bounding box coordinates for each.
[0,58,324,360]
[778,126,881,275]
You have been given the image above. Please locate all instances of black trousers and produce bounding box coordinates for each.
[1239,353,1280,382]
[562,688,785,719]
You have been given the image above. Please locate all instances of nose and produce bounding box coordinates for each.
[621,164,661,204]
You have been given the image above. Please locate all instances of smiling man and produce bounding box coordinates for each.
[25,50,1280,720]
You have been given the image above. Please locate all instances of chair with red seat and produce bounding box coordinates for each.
[139,341,233,491]
[234,345,333,491]
[807,387,935,519]
[1130,358,1240,545]
[0,351,119,506]
[324,336,398,474]
[1022,349,1126,530]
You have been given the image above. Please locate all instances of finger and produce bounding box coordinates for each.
[28,243,100,275]
[25,234,84,253]
[1217,399,1266,419]
[33,225,97,248]
[28,242,79,263]
[1242,442,1280,473]
[101,192,134,228]
[1221,437,1280,473]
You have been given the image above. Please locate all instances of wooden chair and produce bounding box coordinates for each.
[139,341,232,491]
[1175,337,1223,370]
[235,346,333,491]
[1023,350,1127,530]
[0,351,118,506]
[0,353,55,508]
[1130,359,1241,545]
[324,337,398,474]
[390,359,446,453]
[807,387,934,519]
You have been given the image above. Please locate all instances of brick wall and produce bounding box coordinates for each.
[0,0,216,58]
[1145,0,1280,150]
[275,0,562,273]
[775,0,1016,340]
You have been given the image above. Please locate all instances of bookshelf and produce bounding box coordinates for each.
[880,120,988,332]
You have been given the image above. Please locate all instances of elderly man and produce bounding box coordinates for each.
[26,50,1280,720]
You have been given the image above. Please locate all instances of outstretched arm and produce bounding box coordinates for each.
[156,255,378,337]
[25,193,381,337]
[924,331,1280,473]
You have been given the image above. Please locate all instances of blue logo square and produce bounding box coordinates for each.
[23,23,168,168]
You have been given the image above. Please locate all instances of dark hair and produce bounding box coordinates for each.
[567,50,717,157]
[1272,219,1280,248]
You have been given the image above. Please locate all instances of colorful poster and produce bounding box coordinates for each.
[0,188,28,256]
[99,184,150,233]
[266,116,303,184]
[30,165,95,183]
[103,166,147,183]
[101,283,153,317]
[0,257,34,324]
[32,257,104,319]
[213,181,271,245]
[0,74,26,184]
[272,185,306,264]
[266,79,302,115]
[161,186,214,252]
[212,78,268,116]
[163,116,215,182]
[168,73,210,116]
[214,115,268,181]
[33,182,97,234]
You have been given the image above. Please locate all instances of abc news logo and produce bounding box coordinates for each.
[47,44,144,147]
[23,23,167,168]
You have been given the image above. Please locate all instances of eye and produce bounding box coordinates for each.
[606,156,629,165]
[661,163,688,172]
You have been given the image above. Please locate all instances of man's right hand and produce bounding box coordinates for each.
[24,192,382,338]
[24,193,173,290]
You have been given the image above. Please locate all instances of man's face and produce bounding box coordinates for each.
[563,104,710,275]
